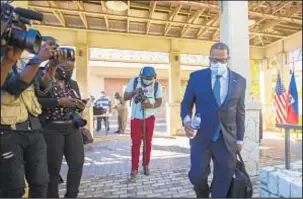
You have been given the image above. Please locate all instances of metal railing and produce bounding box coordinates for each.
[275,124,302,170]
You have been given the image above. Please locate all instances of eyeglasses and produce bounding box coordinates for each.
[209,57,229,64]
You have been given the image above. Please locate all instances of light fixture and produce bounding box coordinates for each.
[248,19,256,26]
[105,1,128,12]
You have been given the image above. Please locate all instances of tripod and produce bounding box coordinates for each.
[141,104,147,170]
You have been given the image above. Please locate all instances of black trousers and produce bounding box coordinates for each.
[0,130,48,198]
[96,117,109,131]
[43,122,84,198]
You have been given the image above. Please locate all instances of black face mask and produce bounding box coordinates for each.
[55,66,73,80]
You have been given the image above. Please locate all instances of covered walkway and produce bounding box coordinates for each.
[12,0,302,198]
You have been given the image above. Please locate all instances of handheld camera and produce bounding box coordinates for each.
[1,2,44,54]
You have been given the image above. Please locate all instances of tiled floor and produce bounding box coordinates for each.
[58,131,302,198]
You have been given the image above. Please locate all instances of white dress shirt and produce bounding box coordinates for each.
[211,70,228,104]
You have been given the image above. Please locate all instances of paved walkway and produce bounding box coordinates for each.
[58,132,302,198]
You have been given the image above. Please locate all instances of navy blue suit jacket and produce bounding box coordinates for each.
[181,68,246,154]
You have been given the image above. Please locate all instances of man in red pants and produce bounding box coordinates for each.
[124,66,163,182]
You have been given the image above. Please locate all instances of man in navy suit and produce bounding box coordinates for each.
[181,42,246,198]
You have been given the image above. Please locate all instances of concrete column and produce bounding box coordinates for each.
[167,40,183,136]
[75,32,93,135]
[75,41,89,97]
[261,59,275,130]
[220,1,260,176]
[220,1,251,99]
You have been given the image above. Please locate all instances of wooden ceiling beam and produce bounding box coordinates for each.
[73,1,88,29]
[272,2,291,15]
[164,4,182,36]
[258,35,264,46]
[30,5,288,39]
[127,1,130,33]
[146,1,157,34]
[101,1,107,13]
[197,15,219,39]
[252,1,266,11]
[100,1,109,31]
[181,8,205,37]
[168,1,302,25]
[53,10,66,27]
[48,1,66,27]
[250,20,281,44]
[104,16,109,31]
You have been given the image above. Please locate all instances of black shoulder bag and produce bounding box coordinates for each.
[226,151,253,198]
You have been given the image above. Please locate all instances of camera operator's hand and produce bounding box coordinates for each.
[38,40,57,62]
[75,99,86,111]
[133,88,143,95]
[142,101,154,109]
[59,97,86,110]
[2,46,24,64]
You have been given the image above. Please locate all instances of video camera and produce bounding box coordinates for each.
[0,2,43,54]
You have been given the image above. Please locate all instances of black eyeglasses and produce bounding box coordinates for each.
[209,57,229,64]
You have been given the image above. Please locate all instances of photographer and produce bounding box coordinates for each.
[36,47,86,198]
[124,66,163,182]
[0,40,57,198]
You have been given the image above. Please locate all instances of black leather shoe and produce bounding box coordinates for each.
[194,179,210,198]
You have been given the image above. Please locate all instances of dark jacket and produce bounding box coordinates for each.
[181,68,246,155]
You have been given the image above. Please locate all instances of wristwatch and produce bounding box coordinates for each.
[27,55,41,65]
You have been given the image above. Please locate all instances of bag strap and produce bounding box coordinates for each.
[237,151,245,164]
[237,151,252,184]
[154,81,158,99]
[133,77,139,91]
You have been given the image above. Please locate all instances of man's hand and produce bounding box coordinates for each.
[142,101,154,109]
[133,88,143,95]
[236,144,243,152]
[184,121,195,139]
[38,40,58,62]
[2,46,24,64]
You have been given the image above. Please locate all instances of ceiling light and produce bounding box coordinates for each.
[105,1,128,12]
[248,19,256,26]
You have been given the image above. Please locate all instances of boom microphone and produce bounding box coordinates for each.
[14,7,43,21]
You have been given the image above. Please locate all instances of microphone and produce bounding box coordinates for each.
[14,7,43,21]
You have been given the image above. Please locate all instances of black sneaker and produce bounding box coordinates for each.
[115,130,120,134]
[143,166,150,176]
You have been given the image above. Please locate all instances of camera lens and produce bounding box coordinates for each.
[7,28,42,54]
[24,29,42,54]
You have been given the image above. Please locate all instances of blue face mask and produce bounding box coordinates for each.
[210,62,228,76]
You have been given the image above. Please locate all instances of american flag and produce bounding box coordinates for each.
[274,73,288,124]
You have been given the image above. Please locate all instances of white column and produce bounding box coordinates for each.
[220,1,251,100]
[220,1,260,176]
[74,32,93,135]
[167,40,183,136]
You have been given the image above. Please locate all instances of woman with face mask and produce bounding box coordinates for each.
[36,47,86,198]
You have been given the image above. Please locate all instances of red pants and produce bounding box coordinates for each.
[131,116,155,171]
